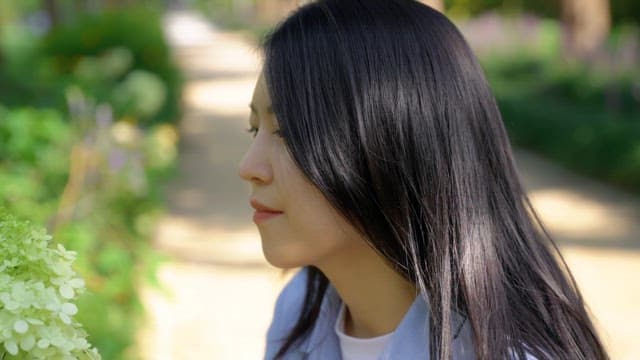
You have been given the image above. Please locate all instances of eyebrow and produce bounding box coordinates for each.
[249,103,273,114]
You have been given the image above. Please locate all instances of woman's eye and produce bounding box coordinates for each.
[245,126,258,138]
[245,126,283,138]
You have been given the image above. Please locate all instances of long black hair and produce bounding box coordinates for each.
[259,0,609,359]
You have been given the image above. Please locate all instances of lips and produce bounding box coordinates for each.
[250,199,283,224]
[250,199,282,213]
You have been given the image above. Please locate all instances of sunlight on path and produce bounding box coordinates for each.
[562,247,640,360]
[518,150,640,360]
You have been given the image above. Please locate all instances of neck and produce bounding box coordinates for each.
[316,243,417,338]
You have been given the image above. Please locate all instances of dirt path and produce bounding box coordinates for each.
[514,150,640,360]
[138,10,639,360]
[137,11,293,360]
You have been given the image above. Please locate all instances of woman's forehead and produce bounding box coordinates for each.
[250,71,272,111]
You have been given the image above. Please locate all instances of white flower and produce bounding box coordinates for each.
[59,284,75,299]
[13,320,28,334]
[5,340,18,355]
[0,210,101,359]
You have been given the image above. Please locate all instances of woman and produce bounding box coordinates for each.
[237,0,609,359]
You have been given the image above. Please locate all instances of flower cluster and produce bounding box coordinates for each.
[0,210,100,359]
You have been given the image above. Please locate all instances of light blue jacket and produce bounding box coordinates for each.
[264,267,539,360]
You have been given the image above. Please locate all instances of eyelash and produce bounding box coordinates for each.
[245,126,282,138]
[246,126,258,137]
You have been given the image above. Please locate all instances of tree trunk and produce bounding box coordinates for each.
[44,0,59,26]
[561,0,611,60]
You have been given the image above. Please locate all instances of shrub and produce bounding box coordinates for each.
[0,103,177,359]
[0,210,101,360]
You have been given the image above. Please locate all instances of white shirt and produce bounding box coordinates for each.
[334,301,395,360]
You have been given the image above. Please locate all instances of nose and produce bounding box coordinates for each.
[237,137,273,185]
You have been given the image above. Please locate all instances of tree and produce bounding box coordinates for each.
[44,0,59,25]
[561,0,611,60]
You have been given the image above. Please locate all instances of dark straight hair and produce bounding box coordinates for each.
[259,0,609,359]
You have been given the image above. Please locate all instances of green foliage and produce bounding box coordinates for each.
[445,0,507,18]
[0,4,181,360]
[0,6,182,127]
[0,210,100,359]
[0,101,177,359]
[41,6,182,125]
[0,21,55,108]
[0,0,41,26]
[0,107,71,224]
[112,70,168,120]
[481,22,640,194]
[444,0,640,25]
[610,0,640,25]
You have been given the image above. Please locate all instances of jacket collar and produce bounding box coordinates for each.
[299,283,342,356]
[298,283,431,357]
[297,282,472,359]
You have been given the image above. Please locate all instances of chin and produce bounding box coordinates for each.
[261,242,311,269]
[262,250,303,269]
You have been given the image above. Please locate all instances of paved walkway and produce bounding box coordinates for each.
[138,10,640,360]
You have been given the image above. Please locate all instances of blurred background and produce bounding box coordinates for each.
[0,0,638,359]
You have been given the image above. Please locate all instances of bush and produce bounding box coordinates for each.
[0,6,182,127]
[0,210,101,360]
[0,103,177,359]
[480,21,640,194]
[41,6,182,126]
[0,5,182,359]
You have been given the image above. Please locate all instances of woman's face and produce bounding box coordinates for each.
[237,71,365,269]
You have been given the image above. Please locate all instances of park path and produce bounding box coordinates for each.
[136,10,294,360]
[137,10,640,360]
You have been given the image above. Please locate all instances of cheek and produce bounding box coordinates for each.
[267,156,363,266]
[277,156,339,237]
